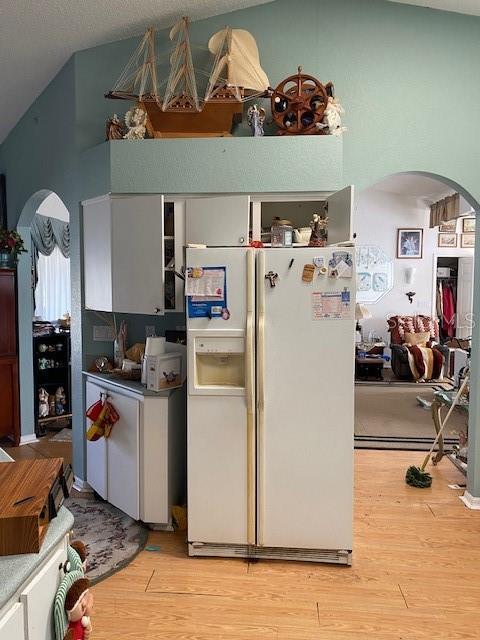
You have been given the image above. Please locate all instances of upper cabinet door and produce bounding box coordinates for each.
[326,186,354,245]
[83,195,165,315]
[111,195,164,315]
[186,195,250,247]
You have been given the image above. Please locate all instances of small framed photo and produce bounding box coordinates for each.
[397,228,423,259]
[461,233,475,248]
[438,233,457,248]
[439,219,457,233]
[462,218,475,234]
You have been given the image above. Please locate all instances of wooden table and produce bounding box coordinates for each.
[431,388,469,468]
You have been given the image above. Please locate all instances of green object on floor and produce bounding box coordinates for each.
[405,465,432,488]
[145,545,161,552]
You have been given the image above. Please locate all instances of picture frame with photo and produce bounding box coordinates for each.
[397,228,423,259]
[439,219,457,233]
[438,233,457,248]
[462,218,475,234]
[461,234,475,248]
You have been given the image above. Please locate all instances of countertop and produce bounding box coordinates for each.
[0,505,74,611]
[83,371,176,397]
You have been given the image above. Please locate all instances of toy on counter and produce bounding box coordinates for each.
[54,542,93,640]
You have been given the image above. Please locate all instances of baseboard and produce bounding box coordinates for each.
[73,476,93,494]
[19,434,39,446]
[459,491,480,510]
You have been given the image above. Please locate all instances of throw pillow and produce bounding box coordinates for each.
[404,331,430,347]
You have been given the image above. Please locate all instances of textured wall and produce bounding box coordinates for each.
[1,0,480,483]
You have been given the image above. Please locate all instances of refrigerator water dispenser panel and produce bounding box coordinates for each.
[194,337,245,390]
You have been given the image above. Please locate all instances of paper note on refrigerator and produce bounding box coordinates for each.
[312,289,351,320]
[186,267,225,298]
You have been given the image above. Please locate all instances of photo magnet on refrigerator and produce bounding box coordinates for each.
[302,264,315,283]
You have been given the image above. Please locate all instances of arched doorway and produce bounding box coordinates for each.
[354,171,480,505]
[16,191,72,462]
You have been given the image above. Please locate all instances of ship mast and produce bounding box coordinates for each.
[106,27,159,101]
[162,17,200,112]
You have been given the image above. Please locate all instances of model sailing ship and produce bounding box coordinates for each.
[105,17,270,138]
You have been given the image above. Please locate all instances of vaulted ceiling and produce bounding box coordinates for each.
[0,0,478,145]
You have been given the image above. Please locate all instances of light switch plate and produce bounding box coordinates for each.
[93,325,115,341]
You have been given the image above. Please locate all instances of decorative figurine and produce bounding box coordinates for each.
[271,67,334,135]
[317,96,346,136]
[308,213,329,247]
[49,393,56,417]
[105,114,126,140]
[55,386,66,415]
[54,543,92,640]
[123,107,147,140]
[247,104,266,136]
[39,388,50,418]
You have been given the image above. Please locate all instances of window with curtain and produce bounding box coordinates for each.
[34,246,71,321]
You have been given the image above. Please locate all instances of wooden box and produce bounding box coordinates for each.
[0,458,68,556]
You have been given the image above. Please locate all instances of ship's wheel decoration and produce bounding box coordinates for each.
[271,67,334,135]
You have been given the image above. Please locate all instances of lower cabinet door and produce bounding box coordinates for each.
[85,381,108,498]
[0,602,26,640]
[106,390,140,520]
[20,545,66,640]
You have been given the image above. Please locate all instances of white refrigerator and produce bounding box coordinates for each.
[186,246,355,564]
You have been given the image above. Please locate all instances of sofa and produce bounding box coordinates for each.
[388,315,449,380]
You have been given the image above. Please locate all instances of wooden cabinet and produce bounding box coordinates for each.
[0,270,19,444]
[85,376,186,527]
[82,194,165,315]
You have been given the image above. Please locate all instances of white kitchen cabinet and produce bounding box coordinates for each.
[20,547,66,640]
[106,389,140,520]
[184,188,354,247]
[0,603,25,640]
[85,375,186,527]
[82,194,165,315]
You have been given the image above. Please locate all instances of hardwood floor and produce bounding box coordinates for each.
[90,450,478,639]
[3,437,72,466]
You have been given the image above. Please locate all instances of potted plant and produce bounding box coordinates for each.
[0,228,27,268]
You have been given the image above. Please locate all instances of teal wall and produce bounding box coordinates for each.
[1,0,480,487]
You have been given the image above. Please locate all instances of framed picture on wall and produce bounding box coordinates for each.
[439,219,457,233]
[397,228,423,259]
[461,234,475,248]
[0,174,6,230]
[438,233,457,248]
[462,218,475,233]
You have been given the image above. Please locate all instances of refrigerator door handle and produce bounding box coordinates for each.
[246,250,255,545]
[257,249,266,546]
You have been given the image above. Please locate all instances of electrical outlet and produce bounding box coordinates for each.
[145,325,156,337]
[93,325,115,341]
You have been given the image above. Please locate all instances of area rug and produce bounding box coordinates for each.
[49,427,72,442]
[65,498,148,583]
[355,385,466,451]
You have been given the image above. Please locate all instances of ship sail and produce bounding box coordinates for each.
[205,27,270,101]
[162,17,200,112]
[107,28,159,101]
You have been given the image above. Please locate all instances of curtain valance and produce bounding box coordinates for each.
[429,193,459,228]
[31,214,70,258]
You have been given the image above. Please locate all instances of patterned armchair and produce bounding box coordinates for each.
[387,315,448,379]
